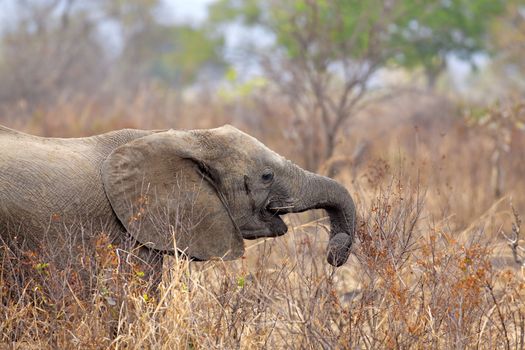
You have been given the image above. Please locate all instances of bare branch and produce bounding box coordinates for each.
[502,205,525,267]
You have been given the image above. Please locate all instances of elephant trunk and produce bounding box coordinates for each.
[278,164,356,266]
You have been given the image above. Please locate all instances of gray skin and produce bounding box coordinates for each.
[0,124,355,288]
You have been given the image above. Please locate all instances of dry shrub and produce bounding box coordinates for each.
[0,87,234,138]
[352,181,524,349]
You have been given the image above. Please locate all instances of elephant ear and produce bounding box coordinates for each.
[101,131,244,261]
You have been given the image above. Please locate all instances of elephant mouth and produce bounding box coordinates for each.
[266,199,295,214]
[240,200,291,240]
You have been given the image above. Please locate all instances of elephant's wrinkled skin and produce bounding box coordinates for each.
[0,124,356,287]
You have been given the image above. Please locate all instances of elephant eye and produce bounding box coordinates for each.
[261,169,274,183]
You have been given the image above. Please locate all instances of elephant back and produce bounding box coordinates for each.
[0,127,155,254]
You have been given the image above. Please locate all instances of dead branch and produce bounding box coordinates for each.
[502,205,525,267]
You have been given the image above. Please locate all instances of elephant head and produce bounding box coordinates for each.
[101,125,355,266]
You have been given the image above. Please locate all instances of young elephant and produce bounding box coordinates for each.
[0,124,355,288]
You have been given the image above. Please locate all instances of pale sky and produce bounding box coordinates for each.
[0,0,216,30]
[162,0,216,24]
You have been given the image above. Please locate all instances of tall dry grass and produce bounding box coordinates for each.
[1,91,524,349]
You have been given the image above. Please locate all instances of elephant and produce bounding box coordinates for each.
[0,124,355,290]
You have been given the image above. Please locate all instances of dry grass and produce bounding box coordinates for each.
[1,91,524,349]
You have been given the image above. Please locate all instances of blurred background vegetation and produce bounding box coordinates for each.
[0,0,523,165]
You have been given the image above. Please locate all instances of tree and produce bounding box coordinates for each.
[118,24,226,88]
[104,0,226,88]
[390,0,509,88]
[489,1,525,94]
[0,0,227,108]
[0,0,108,105]
[208,0,509,170]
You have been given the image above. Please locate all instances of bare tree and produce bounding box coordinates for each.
[503,206,525,269]
[0,1,111,105]
[214,0,403,170]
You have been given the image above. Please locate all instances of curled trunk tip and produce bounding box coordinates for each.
[290,167,356,267]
